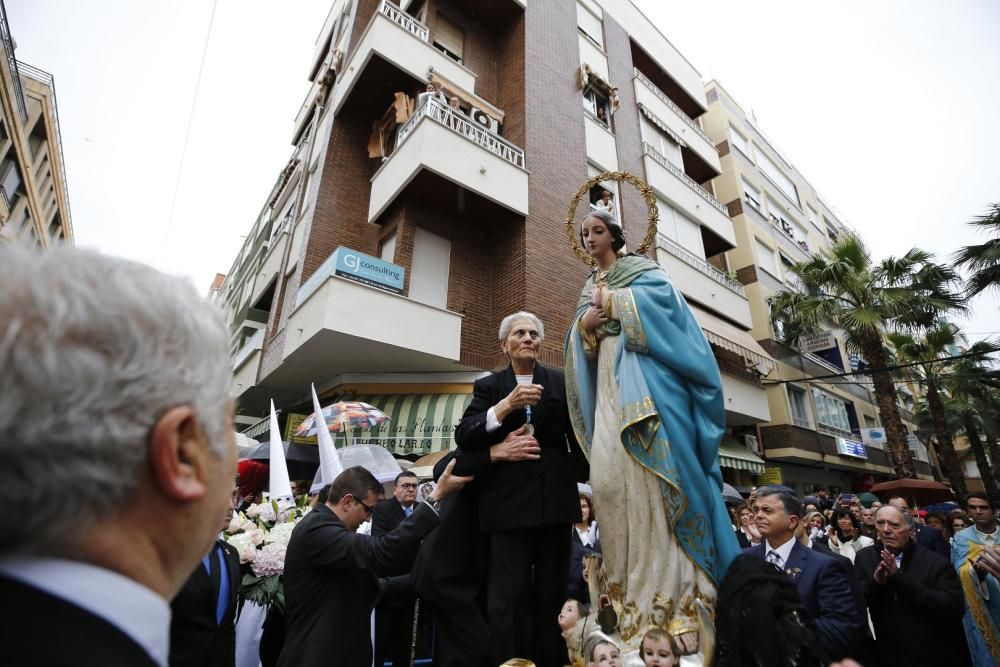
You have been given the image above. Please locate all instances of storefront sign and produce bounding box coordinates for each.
[836,437,868,460]
[332,247,404,294]
[759,466,783,485]
[800,331,837,354]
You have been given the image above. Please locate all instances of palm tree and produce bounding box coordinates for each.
[771,234,965,479]
[887,322,984,496]
[946,357,1000,503]
[955,203,1000,297]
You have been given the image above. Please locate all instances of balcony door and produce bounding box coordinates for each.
[409,227,451,309]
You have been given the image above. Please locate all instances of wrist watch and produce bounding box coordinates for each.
[425,497,444,513]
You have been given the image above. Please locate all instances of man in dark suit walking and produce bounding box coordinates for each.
[0,246,239,667]
[745,486,860,662]
[455,311,588,667]
[372,470,420,667]
[170,477,242,667]
[855,504,971,666]
[277,463,470,667]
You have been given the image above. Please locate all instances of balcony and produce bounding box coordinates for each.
[642,143,735,247]
[332,1,478,116]
[633,69,720,174]
[259,273,465,392]
[655,234,752,329]
[232,330,263,398]
[769,216,811,260]
[369,97,528,222]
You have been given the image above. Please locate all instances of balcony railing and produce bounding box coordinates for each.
[657,234,746,296]
[380,0,429,41]
[396,97,525,169]
[0,2,26,122]
[17,61,73,235]
[232,329,264,371]
[716,356,763,387]
[633,68,712,145]
[768,215,810,258]
[643,143,726,215]
[792,416,812,429]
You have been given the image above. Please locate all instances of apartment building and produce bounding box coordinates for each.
[0,1,72,246]
[219,0,773,475]
[701,80,935,495]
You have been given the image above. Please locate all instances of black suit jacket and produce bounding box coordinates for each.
[855,541,970,667]
[411,448,493,610]
[169,539,241,667]
[916,523,951,559]
[455,363,587,533]
[372,498,410,539]
[744,541,860,661]
[277,502,440,667]
[0,574,159,666]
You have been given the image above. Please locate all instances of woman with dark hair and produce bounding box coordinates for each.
[569,493,601,603]
[827,508,873,563]
[565,207,740,660]
[924,512,949,539]
[714,554,826,667]
[947,509,971,543]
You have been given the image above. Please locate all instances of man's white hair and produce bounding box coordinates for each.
[498,311,545,341]
[0,245,232,555]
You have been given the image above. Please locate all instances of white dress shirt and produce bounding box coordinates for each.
[0,556,170,666]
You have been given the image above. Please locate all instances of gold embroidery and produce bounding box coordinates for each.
[960,542,1000,664]
[613,288,648,354]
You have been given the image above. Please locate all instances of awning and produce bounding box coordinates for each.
[345,393,471,455]
[719,437,765,473]
[690,306,776,373]
[638,103,686,148]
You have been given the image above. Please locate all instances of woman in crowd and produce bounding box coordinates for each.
[735,503,761,548]
[924,512,949,539]
[947,509,971,542]
[804,511,828,547]
[565,208,739,660]
[827,508,874,563]
[569,492,601,602]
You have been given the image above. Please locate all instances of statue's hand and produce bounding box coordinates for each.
[580,306,607,333]
[675,632,699,655]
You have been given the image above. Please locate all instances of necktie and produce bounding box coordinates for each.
[404,506,413,517]
[766,550,783,571]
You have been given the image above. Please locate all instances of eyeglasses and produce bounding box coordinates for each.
[398,483,419,490]
[350,494,375,516]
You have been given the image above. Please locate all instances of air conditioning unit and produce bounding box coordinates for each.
[469,106,499,133]
[743,434,761,455]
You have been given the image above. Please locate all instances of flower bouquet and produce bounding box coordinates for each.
[224,496,311,614]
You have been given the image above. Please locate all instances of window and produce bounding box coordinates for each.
[730,127,752,158]
[576,2,604,48]
[380,230,397,263]
[755,238,778,277]
[409,227,451,308]
[863,415,878,429]
[640,115,682,168]
[588,165,621,222]
[788,387,811,427]
[582,86,610,122]
[658,197,705,256]
[807,205,820,231]
[742,178,762,211]
[825,221,839,243]
[812,389,852,433]
[757,148,799,207]
[432,14,464,63]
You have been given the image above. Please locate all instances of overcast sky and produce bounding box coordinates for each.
[7,0,999,340]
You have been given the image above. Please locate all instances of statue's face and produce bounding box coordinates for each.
[582,216,614,260]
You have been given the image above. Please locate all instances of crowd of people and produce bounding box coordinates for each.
[3,229,1000,667]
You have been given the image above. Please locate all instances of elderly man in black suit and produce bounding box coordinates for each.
[0,246,238,667]
[277,463,470,667]
[455,311,588,667]
[886,495,951,559]
[855,505,971,667]
[372,470,421,667]
[169,477,242,667]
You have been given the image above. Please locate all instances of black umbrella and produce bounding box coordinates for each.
[248,441,320,481]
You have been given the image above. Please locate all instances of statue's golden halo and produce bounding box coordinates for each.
[565,171,660,267]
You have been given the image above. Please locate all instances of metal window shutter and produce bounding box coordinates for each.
[408,227,451,309]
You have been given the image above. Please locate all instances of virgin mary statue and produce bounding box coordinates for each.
[564,208,739,658]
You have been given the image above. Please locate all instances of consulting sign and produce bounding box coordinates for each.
[332,247,405,294]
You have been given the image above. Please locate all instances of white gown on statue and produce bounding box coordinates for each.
[589,334,715,655]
